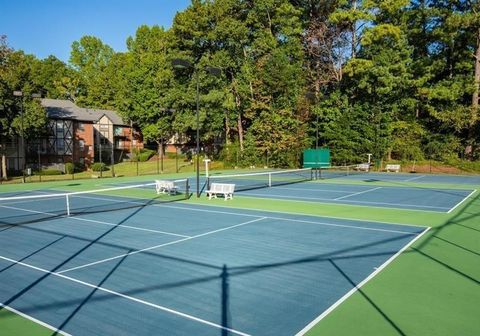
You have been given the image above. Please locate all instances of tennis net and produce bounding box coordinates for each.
[206,168,313,192]
[317,165,368,179]
[0,179,189,225]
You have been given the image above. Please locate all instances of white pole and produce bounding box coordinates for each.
[203,159,211,178]
[66,195,70,216]
[367,153,372,164]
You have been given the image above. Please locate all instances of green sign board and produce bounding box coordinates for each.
[303,148,330,168]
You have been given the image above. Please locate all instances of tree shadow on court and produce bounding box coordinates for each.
[0,196,159,333]
[0,222,421,336]
[54,250,131,335]
[0,192,189,228]
[1,189,478,335]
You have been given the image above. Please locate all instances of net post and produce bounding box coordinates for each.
[185,179,190,199]
[268,173,272,187]
[65,194,70,216]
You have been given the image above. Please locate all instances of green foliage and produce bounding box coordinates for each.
[390,121,425,161]
[91,162,108,172]
[37,169,62,176]
[2,0,480,170]
[131,148,155,162]
[65,162,75,174]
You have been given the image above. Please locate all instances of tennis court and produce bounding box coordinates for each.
[0,185,427,336]
[204,169,476,213]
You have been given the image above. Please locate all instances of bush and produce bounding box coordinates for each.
[131,148,156,162]
[37,169,63,176]
[74,162,86,172]
[91,162,108,172]
[65,162,75,174]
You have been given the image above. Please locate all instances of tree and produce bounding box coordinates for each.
[0,43,47,179]
[69,36,114,107]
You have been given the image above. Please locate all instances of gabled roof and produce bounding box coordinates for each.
[41,99,127,126]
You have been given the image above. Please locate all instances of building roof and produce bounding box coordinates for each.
[41,99,127,126]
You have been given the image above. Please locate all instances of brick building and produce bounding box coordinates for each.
[29,99,143,170]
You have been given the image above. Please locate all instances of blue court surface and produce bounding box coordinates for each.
[320,171,480,185]
[236,182,475,213]
[0,192,427,336]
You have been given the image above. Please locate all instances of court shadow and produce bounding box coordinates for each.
[2,192,477,335]
[329,259,407,336]
[55,250,131,333]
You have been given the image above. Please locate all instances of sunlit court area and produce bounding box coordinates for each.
[1,0,480,335]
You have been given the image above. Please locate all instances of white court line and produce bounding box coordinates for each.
[166,202,425,228]
[0,194,428,237]
[0,205,190,238]
[447,189,477,214]
[404,175,426,182]
[0,303,72,336]
[238,192,450,211]
[334,187,383,200]
[154,204,420,235]
[271,186,357,194]
[58,217,267,274]
[0,255,251,336]
[295,226,431,336]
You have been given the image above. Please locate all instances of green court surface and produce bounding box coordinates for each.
[0,171,479,336]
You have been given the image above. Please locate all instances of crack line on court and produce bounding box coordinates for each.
[0,255,251,336]
[57,217,267,274]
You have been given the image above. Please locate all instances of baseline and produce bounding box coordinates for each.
[0,255,250,336]
[447,189,477,214]
[0,303,72,336]
[295,226,431,335]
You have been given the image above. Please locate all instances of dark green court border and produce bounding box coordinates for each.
[1,173,479,336]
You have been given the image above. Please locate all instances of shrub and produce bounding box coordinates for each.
[65,162,75,174]
[91,162,108,172]
[37,169,63,176]
[74,162,86,172]
[138,149,156,162]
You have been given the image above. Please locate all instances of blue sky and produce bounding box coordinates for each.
[0,0,191,63]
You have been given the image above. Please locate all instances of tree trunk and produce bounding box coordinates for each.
[225,112,230,146]
[472,27,480,118]
[236,94,244,152]
[1,153,6,180]
[1,137,7,179]
[351,0,357,58]
[467,27,480,158]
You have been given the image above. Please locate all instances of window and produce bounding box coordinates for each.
[100,124,109,130]
[57,139,65,153]
[77,122,85,131]
[114,126,123,136]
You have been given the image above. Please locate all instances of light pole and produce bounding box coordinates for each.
[172,59,221,197]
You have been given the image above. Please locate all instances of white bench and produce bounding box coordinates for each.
[206,183,235,200]
[155,180,178,195]
[355,163,370,172]
[385,164,401,173]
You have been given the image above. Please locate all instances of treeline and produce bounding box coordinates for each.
[1,0,479,168]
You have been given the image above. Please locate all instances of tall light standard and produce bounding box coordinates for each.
[172,59,221,197]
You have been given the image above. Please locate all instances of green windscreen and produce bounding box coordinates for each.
[303,148,330,168]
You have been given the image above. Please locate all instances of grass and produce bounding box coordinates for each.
[0,171,479,335]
